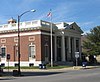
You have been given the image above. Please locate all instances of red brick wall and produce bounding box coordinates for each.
[0,30,43,62]
[35,34,42,61]
[41,34,51,61]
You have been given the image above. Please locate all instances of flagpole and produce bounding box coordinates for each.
[50,9,53,67]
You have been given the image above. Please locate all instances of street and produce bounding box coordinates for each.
[0,68,100,82]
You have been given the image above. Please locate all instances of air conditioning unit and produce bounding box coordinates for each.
[32,55,35,58]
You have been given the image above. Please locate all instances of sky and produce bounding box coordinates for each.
[0,0,100,34]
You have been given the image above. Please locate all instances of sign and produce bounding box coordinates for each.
[7,54,10,60]
[75,52,79,58]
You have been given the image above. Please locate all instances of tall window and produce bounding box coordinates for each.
[76,39,79,52]
[14,45,18,57]
[29,44,36,58]
[0,47,6,58]
[44,43,49,57]
[13,45,18,61]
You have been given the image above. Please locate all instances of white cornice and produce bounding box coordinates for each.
[0,32,41,38]
[0,31,52,38]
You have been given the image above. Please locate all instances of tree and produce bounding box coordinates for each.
[83,26,100,56]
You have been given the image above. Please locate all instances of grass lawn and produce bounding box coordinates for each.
[47,65,71,69]
[3,65,71,69]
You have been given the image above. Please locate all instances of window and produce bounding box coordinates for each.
[25,22,31,25]
[76,39,79,52]
[1,39,6,43]
[29,44,36,58]
[57,37,61,48]
[44,44,49,57]
[14,37,18,42]
[32,21,37,24]
[29,36,35,41]
[12,23,16,27]
[0,47,6,58]
[4,25,8,28]
[44,36,49,41]
[14,45,18,57]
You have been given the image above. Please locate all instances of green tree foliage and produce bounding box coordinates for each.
[83,26,100,56]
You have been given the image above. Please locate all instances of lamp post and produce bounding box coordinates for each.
[48,9,53,67]
[17,9,36,76]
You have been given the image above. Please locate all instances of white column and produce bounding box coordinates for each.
[79,38,82,59]
[54,35,57,61]
[74,38,76,54]
[61,35,66,61]
[72,38,75,58]
[67,36,71,61]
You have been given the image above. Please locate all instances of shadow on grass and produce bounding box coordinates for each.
[0,77,16,80]
[21,71,63,77]
[2,71,64,77]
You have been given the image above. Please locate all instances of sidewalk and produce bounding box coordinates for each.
[3,66,100,72]
[72,66,100,70]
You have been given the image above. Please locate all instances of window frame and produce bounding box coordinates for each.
[29,43,36,58]
[0,46,6,58]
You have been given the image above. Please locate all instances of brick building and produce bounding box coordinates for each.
[0,18,83,66]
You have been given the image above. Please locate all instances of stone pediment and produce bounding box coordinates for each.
[64,22,83,33]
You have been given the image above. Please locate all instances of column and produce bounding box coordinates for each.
[61,35,66,61]
[74,38,76,52]
[54,35,57,61]
[67,36,71,61]
[71,37,75,59]
[79,38,82,59]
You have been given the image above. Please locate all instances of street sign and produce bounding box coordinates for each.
[75,52,79,58]
[7,54,10,60]
[7,54,10,73]
[75,52,79,66]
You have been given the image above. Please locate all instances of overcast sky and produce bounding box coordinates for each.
[0,0,100,33]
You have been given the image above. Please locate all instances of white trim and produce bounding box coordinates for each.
[0,31,52,38]
[0,61,42,66]
[1,39,6,43]
[20,31,41,36]
[29,43,36,58]
[0,45,7,61]
[29,36,35,41]
[0,32,42,38]
[41,32,51,35]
